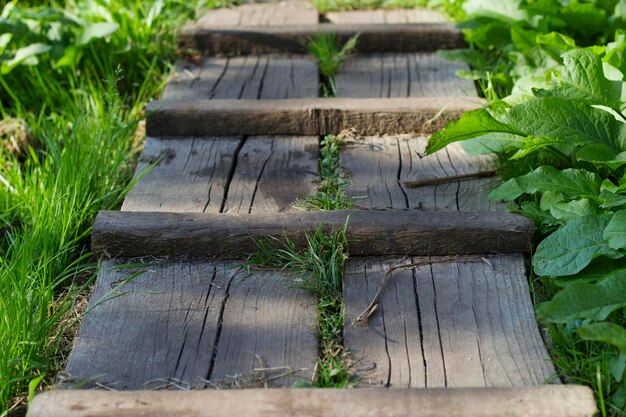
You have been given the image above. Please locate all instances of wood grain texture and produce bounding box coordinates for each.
[145,97,485,137]
[28,386,598,417]
[179,23,466,55]
[91,210,535,259]
[122,136,317,213]
[343,255,556,388]
[196,1,318,27]
[162,56,318,101]
[335,53,476,98]
[341,135,506,212]
[63,260,317,389]
[325,8,448,24]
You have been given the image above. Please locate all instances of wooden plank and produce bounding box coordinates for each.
[341,135,506,211]
[91,210,535,259]
[179,23,466,55]
[145,97,485,137]
[325,8,448,24]
[122,136,317,213]
[63,260,317,389]
[28,386,597,417]
[343,255,556,388]
[196,1,318,27]
[221,136,318,214]
[162,56,319,101]
[335,53,475,98]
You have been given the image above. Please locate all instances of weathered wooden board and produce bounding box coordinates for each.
[162,56,318,101]
[335,53,476,98]
[121,136,317,213]
[341,135,506,212]
[325,8,448,24]
[195,1,318,28]
[179,23,465,55]
[91,210,535,259]
[63,260,317,389]
[146,97,485,137]
[28,386,597,417]
[343,254,556,388]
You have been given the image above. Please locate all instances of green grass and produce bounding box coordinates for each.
[0,0,236,414]
[315,0,428,13]
[305,32,359,97]
[247,226,351,387]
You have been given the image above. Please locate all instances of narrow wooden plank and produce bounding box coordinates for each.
[179,23,466,55]
[222,136,318,214]
[91,210,535,259]
[145,97,485,137]
[63,260,317,389]
[325,8,448,24]
[196,1,318,27]
[343,255,556,388]
[163,56,319,101]
[28,386,597,417]
[121,137,241,213]
[335,53,476,98]
[341,135,506,211]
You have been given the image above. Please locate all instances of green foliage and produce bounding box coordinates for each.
[306,32,358,97]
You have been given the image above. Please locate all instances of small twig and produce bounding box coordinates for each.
[403,170,497,188]
[352,256,494,325]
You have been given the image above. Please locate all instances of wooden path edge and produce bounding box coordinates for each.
[179,23,465,55]
[28,386,596,417]
[92,210,534,259]
[146,97,485,137]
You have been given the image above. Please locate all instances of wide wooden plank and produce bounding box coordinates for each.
[122,136,317,213]
[325,8,448,24]
[343,255,556,388]
[335,53,476,97]
[341,135,506,211]
[63,260,317,389]
[196,1,318,27]
[179,23,465,55]
[91,210,535,259]
[162,55,318,101]
[28,386,597,417]
[145,97,485,137]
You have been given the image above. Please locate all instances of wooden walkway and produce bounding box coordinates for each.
[30,2,596,416]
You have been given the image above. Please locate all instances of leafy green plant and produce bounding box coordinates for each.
[306,32,359,97]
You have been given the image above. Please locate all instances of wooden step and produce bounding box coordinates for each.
[344,255,555,387]
[91,210,534,259]
[145,97,484,137]
[341,135,507,212]
[325,8,448,24]
[62,260,317,389]
[28,386,597,417]
[180,23,465,56]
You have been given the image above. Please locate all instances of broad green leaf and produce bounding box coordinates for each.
[426,109,522,154]
[460,133,523,155]
[510,136,565,159]
[576,143,618,162]
[489,166,601,201]
[555,50,622,103]
[536,32,577,53]
[610,353,626,383]
[579,322,626,353]
[464,0,528,22]
[1,42,51,74]
[78,22,119,45]
[509,97,623,151]
[536,269,626,323]
[555,257,626,287]
[438,49,487,68]
[539,191,565,211]
[549,199,602,221]
[604,210,626,250]
[605,30,626,77]
[533,215,623,276]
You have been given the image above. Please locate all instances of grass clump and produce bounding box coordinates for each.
[305,32,358,97]
[297,132,354,211]
[248,226,351,387]
[314,0,434,13]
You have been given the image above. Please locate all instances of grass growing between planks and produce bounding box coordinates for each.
[0,0,236,413]
[315,0,432,13]
[248,226,351,387]
[305,33,359,97]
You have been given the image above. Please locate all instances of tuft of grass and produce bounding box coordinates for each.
[247,225,351,387]
[314,0,433,13]
[305,32,359,97]
[296,132,354,211]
